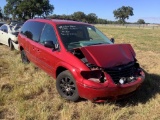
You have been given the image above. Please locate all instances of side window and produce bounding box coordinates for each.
[40,24,57,44]
[20,21,45,42]
[20,22,28,35]
[0,25,4,31]
[0,25,7,33]
[4,26,8,33]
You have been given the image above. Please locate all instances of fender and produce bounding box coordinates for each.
[54,61,88,83]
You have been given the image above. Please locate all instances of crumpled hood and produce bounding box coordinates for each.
[80,44,136,68]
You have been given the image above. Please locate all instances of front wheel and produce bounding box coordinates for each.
[21,50,30,64]
[9,40,14,50]
[56,70,80,102]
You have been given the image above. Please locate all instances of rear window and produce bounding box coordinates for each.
[20,21,45,42]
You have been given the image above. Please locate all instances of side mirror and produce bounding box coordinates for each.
[44,41,59,50]
[110,38,115,43]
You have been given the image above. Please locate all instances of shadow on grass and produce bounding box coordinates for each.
[114,70,160,107]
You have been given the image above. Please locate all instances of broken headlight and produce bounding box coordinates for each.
[81,70,106,83]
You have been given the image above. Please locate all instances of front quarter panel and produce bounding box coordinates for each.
[55,60,89,83]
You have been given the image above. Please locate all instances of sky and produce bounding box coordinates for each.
[0,0,160,23]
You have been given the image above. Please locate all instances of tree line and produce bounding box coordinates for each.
[0,0,146,24]
[49,12,111,24]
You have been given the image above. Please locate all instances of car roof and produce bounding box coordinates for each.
[28,19,91,26]
[52,19,89,25]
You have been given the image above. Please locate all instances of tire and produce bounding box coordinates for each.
[56,70,80,102]
[21,50,30,64]
[9,40,14,51]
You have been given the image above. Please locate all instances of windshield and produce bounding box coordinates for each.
[57,24,112,50]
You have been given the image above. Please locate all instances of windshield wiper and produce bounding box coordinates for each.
[87,43,104,46]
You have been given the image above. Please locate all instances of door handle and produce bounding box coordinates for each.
[37,49,41,52]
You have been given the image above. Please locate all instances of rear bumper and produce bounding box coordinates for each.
[77,71,145,102]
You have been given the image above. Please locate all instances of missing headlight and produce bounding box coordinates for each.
[81,71,106,83]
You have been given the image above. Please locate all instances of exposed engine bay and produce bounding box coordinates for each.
[71,48,99,70]
[70,47,142,85]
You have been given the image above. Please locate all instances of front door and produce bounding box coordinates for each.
[0,25,8,45]
[36,23,59,76]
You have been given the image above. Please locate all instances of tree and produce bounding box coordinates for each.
[4,0,54,20]
[0,7,3,19]
[72,11,86,22]
[86,13,97,23]
[97,18,108,24]
[137,19,145,24]
[113,6,134,24]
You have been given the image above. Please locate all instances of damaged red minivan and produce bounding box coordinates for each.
[18,19,145,102]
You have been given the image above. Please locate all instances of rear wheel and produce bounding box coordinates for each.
[9,39,14,50]
[21,50,30,64]
[56,70,80,102]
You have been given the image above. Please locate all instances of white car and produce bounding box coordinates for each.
[0,24,19,50]
[12,22,24,32]
[0,22,6,27]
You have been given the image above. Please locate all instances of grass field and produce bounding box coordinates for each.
[0,26,160,120]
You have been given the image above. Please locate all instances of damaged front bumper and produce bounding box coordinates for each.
[77,70,145,102]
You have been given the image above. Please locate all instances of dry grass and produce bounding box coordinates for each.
[0,26,160,120]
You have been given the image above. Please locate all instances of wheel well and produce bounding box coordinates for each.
[56,67,67,78]
[8,38,11,46]
[19,46,24,51]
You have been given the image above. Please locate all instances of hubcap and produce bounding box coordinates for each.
[60,77,75,96]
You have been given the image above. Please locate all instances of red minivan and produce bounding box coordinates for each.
[18,19,145,102]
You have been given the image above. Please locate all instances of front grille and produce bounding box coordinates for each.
[105,62,135,84]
